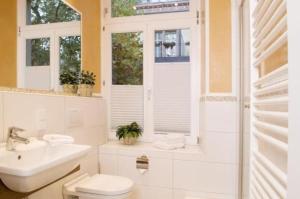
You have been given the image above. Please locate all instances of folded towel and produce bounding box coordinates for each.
[153,134,185,150]
[153,141,185,150]
[43,134,74,146]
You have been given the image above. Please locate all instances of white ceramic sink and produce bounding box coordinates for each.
[0,139,91,193]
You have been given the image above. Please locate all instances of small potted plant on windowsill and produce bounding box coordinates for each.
[116,122,143,145]
[59,70,79,94]
[78,70,96,97]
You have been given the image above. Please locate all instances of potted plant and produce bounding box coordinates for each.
[59,70,79,94]
[78,70,96,97]
[116,122,143,145]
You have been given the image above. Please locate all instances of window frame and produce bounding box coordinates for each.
[17,0,81,90]
[102,0,201,144]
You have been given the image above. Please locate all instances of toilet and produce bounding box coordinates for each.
[63,173,134,199]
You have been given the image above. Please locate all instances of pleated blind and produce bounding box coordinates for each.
[153,63,191,134]
[111,85,144,129]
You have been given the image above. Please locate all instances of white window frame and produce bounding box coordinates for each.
[101,0,201,144]
[17,0,81,90]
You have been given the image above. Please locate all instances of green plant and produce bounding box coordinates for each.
[59,70,79,85]
[80,70,96,85]
[116,122,143,140]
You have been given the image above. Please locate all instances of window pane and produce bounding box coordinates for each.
[112,0,190,18]
[154,63,191,133]
[59,36,81,74]
[26,0,80,25]
[26,38,50,66]
[112,32,143,85]
[111,32,144,129]
[155,29,190,63]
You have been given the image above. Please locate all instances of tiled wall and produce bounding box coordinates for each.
[100,96,240,199]
[0,91,107,199]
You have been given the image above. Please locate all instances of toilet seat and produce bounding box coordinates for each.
[64,173,134,199]
[76,174,133,196]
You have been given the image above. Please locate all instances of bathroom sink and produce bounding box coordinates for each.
[0,140,91,193]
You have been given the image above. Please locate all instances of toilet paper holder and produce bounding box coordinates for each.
[136,155,149,170]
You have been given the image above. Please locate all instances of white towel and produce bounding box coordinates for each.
[153,134,185,150]
[43,134,74,146]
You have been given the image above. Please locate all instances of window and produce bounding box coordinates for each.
[104,0,200,144]
[59,36,81,74]
[26,38,50,66]
[111,0,190,17]
[18,0,81,90]
[26,0,80,25]
[155,29,190,62]
[111,32,144,129]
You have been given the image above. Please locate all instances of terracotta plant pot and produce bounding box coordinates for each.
[122,137,138,145]
[63,84,78,94]
[78,84,93,97]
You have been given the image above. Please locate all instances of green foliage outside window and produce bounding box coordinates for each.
[27,0,80,25]
[60,36,81,73]
[112,32,143,85]
[111,0,138,18]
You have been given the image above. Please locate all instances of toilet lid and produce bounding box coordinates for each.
[75,174,134,196]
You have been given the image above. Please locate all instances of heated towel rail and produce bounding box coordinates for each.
[250,0,288,198]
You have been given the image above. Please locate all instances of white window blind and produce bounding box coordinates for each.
[111,85,144,129]
[154,63,191,134]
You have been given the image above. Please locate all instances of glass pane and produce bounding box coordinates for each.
[112,32,143,85]
[26,0,80,25]
[112,0,190,18]
[59,36,81,74]
[111,32,144,129]
[155,29,190,62]
[26,38,50,66]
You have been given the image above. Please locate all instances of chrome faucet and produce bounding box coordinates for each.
[6,127,30,151]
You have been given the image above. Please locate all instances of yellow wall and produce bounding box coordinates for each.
[0,0,17,87]
[209,0,232,93]
[260,43,288,77]
[65,0,101,92]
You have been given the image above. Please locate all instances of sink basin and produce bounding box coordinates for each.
[0,139,91,193]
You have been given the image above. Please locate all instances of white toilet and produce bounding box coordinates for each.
[63,173,134,199]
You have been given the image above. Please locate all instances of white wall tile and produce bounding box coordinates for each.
[202,132,238,164]
[99,153,118,175]
[117,155,173,188]
[64,97,107,147]
[173,160,237,194]
[0,93,3,142]
[173,189,236,199]
[131,185,172,199]
[205,102,238,133]
[3,93,65,139]
[79,146,99,175]
[65,96,106,128]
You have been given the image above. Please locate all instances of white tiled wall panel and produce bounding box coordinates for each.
[173,160,236,194]
[99,141,239,199]
[202,132,238,164]
[204,102,238,133]
[3,92,65,139]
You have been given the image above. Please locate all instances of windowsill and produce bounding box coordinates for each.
[99,141,203,161]
[0,87,102,98]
